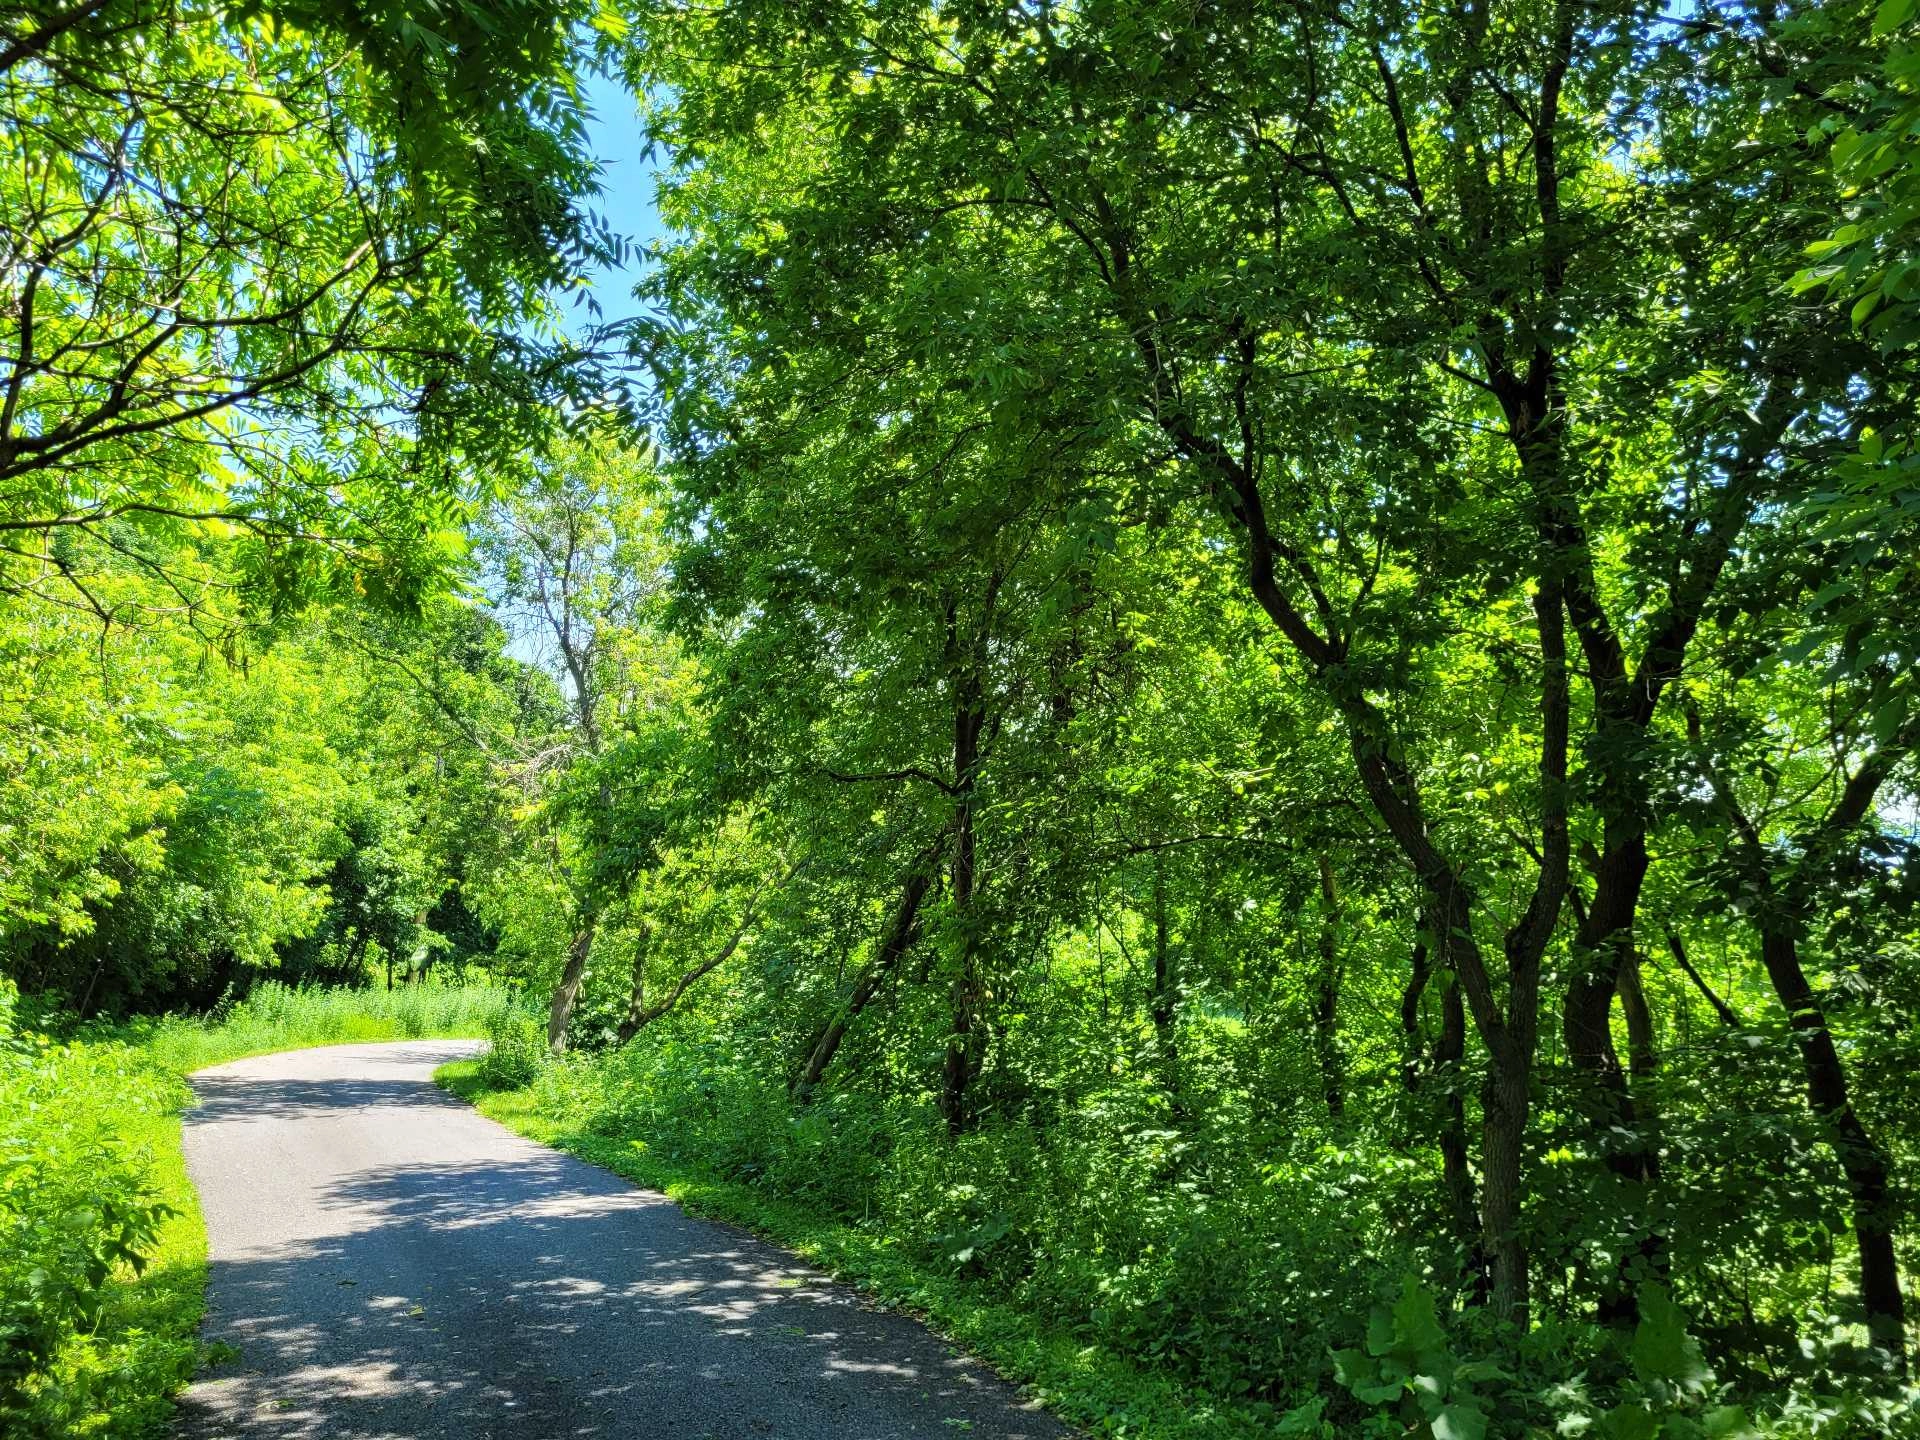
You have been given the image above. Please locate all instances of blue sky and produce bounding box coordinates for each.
[561,68,664,340]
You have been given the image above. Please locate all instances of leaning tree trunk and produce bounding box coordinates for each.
[1618,949,1656,1081]
[1759,921,1907,1370]
[547,913,598,1054]
[1701,729,1911,1375]
[792,843,941,1100]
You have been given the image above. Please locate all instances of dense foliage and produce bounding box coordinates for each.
[0,981,183,1436]
[6,0,1920,1436]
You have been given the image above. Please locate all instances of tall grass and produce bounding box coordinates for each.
[128,978,519,1075]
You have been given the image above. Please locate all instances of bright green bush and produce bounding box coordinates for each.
[463,1011,1920,1440]
[477,1001,551,1088]
[493,1018,1383,1408]
[0,981,192,1436]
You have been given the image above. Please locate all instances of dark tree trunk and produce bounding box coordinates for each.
[793,843,941,1100]
[1435,973,1480,1292]
[1150,851,1180,1112]
[1400,936,1431,1097]
[1759,922,1907,1369]
[1563,831,1647,1094]
[547,913,598,1054]
[1700,728,1911,1374]
[1663,924,1740,1028]
[1401,932,1482,1285]
[1314,853,1345,1122]
[1564,830,1666,1325]
[1480,1041,1532,1324]
[939,657,987,1136]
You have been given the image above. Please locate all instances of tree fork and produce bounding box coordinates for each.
[613,922,654,1045]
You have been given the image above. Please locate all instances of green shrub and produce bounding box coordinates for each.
[1326,1275,1920,1440]
[0,980,192,1436]
[478,1002,550,1088]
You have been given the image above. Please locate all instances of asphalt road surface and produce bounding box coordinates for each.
[178,1040,1071,1439]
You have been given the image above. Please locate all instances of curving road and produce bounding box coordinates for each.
[178,1041,1070,1439]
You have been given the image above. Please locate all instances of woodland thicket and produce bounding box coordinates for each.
[4,1,1920,1436]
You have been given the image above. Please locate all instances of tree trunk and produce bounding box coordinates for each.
[1401,932,1482,1286]
[793,844,940,1100]
[613,922,654,1045]
[1759,922,1907,1370]
[547,913,598,1054]
[1563,832,1665,1327]
[1400,936,1431,1098]
[1662,924,1740,1028]
[1435,974,1480,1293]
[1480,1043,1531,1324]
[1426,872,1542,1326]
[1314,853,1345,1122]
[1699,730,1910,1374]
[939,658,987,1136]
[940,937,985,1135]
[1618,949,1655,1080]
[1563,832,1647,1094]
[1151,851,1180,1113]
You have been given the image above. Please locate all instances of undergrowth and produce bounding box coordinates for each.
[439,1049,1292,1440]
[440,1018,1920,1440]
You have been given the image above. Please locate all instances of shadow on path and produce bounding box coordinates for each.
[178,1041,1069,1440]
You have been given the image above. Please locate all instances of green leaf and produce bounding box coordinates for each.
[1629,1285,1713,1391]
[1331,1347,1375,1389]
[1599,1404,1661,1440]
[1702,1406,1757,1439]
[1391,1275,1448,1356]
[1366,1305,1399,1357]
[1432,1402,1489,1440]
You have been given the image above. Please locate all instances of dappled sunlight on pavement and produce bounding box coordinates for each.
[178,1040,1069,1439]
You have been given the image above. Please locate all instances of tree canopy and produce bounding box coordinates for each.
[5,1,1920,1436]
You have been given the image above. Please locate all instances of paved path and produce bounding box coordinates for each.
[178,1041,1069,1439]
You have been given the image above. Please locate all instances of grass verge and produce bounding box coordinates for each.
[436,1057,1278,1440]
